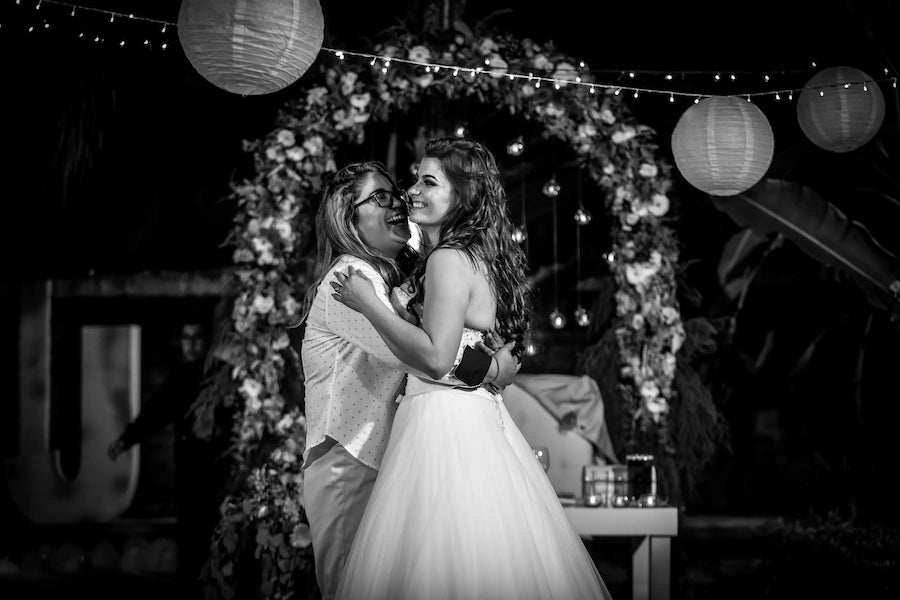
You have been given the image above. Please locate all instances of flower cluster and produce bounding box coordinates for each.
[211,22,682,598]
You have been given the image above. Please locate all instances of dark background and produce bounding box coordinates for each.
[2,0,898,279]
[2,1,900,598]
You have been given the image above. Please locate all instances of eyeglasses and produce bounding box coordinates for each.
[353,188,407,208]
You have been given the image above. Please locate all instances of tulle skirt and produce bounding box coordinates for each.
[335,387,611,600]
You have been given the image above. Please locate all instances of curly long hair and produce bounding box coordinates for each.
[299,161,417,323]
[409,137,533,355]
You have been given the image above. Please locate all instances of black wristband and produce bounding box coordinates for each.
[455,345,492,386]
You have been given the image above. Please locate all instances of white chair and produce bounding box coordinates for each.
[502,379,608,496]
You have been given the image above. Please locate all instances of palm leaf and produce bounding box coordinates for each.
[717,228,769,300]
[710,178,900,312]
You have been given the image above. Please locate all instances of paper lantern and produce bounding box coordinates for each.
[671,96,774,196]
[797,66,884,153]
[178,0,324,96]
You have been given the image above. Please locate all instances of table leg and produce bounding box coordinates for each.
[650,536,671,600]
[632,536,650,600]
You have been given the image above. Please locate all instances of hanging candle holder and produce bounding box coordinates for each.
[574,207,592,225]
[549,310,567,329]
[511,226,528,244]
[542,178,561,197]
[506,136,525,156]
[574,306,591,327]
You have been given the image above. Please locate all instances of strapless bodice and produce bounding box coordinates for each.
[391,284,486,397]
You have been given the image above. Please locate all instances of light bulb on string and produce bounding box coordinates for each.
[525,341,538,357]
[549,310,567,330]
[542,179,561,197]
[573,176,590,328]
[574,307,591,327]
[454,125,467,138]
[548,161,565,331]
[506,136,524,156]
[574,207,592,225]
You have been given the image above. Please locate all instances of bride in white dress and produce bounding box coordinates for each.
[331,137,611,600]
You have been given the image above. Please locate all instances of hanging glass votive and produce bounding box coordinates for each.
[542,178,561,197]
[511,226,528,244]
[574,207,592,225]
[549,309,567,329]
[525,341,538,356]
[506,136,525,156]
[574,306,591,327]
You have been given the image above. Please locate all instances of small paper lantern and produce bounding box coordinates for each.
[797,66,885,153]
[671,96,774,196]
[178,0,324,96]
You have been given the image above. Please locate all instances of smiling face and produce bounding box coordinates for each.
[354,172,410,259]
[407,157,456,240]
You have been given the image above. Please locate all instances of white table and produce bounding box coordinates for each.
[564,506,678,600]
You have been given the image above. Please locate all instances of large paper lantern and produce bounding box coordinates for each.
[797,66,884,153]
[671,96,774,196]
[178,0,324,96]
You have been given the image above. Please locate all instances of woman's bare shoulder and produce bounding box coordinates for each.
[425,247,478,274]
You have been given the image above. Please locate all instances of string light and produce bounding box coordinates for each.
[317,47,897,101]
[10,7,898,97]
[10,0,174,50]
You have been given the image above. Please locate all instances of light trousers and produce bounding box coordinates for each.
[303,441,378,600]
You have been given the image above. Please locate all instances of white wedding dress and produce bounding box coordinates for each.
[335,292,612,600]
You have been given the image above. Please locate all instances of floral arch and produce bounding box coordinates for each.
[201,24,684,600]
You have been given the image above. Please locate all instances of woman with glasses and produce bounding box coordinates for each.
[332,140,611,599]
[299,161,519,600]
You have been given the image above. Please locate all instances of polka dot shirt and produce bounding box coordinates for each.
[302,256,412,471]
